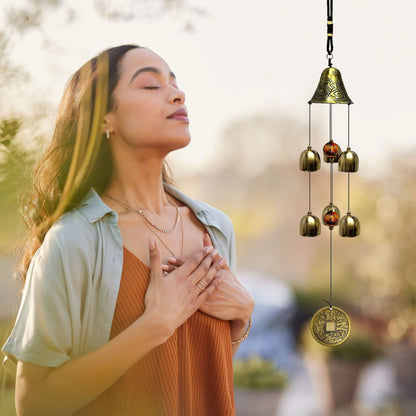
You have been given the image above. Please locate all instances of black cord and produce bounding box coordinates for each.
[327,0,334,66]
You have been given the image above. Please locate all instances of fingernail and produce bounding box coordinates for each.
[161,264,169,270]
[219,257,227,266]
[205,246,213,254]
[212,249,218,257]
[149,238,156,250]
[168,257,176,263]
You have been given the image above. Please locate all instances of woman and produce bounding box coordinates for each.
[2,45,254,415]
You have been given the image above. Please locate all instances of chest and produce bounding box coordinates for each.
[117,206,209,266]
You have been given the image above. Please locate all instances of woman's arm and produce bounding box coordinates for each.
[15,240,223,416]
[16,310,169,416]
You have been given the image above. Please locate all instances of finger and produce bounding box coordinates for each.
[197,272,223,303]
[168,256,185,266]
[190,255,225,289]
[177,245,214,276]
[203,233,212,247]
[148,238,162,280]
[211,249,220,263]
[161,264,178,273]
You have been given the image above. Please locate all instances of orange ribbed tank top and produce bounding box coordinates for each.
[77,247,235,416]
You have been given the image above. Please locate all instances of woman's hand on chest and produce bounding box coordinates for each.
[163,234,254,325]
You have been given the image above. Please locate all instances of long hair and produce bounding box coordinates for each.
[17,45,174,281]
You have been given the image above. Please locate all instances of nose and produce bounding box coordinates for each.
[170,87,185,104]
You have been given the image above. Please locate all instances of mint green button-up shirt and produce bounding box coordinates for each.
[2,185,236,375]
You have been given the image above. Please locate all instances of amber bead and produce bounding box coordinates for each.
[322,204,340,227]
[323,140,341,163]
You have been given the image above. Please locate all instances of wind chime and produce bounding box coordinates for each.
[299,0,360,346]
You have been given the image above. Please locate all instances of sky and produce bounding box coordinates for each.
[3,0,416,178]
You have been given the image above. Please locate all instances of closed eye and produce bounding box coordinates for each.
[144,86,159,90]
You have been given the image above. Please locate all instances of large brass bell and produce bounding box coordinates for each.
[339,212,360,237]
[338,147,359,172]
[322,203,340,228]
[300,146,321,171]
[309,67,353,105]
[300,212,321,237]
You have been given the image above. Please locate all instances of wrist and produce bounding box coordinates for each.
[231,317,252,345]
[139,310,174,346]
[232,297,255,327]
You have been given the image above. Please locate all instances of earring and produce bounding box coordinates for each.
[106,129,110,140]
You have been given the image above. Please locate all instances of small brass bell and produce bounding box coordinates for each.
[339,212,360,237]
[309,67,353,105]
[322,204,340,227]
[338,147,359,172]
[323,140,341,163]
[299,146,321,171]
[300,212,321,237]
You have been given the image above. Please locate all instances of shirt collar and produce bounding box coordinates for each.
[164,184,223,230]
[76,185,220,229]
[77,188,116,224]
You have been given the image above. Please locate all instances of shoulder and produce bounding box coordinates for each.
[164,184,234,237]
[37,188,116,266]
[193,199,234,233]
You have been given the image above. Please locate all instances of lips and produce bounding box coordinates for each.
[167,108,189,122]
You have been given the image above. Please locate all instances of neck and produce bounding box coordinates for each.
[103,153,171,215]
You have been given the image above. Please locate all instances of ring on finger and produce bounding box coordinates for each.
[197,279,207,291]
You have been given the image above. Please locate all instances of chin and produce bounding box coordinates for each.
[165,132,191,151]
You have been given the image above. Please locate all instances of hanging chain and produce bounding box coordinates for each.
[329,104,333,204]
[329,228,333,308]
[308,106,311,212]
[347,104,351,213]
[326,0,334,67]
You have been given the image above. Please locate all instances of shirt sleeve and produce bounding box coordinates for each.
[2,231,74,376]
[228,224,237,274]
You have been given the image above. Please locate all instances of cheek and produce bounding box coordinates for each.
[115,99,159,133]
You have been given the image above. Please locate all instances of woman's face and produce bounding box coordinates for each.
[105,48,190,154]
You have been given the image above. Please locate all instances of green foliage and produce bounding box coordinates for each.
[300,318,381,363]
[0,118,35,249]
[0,119,22,146]
[0,388,15,416]
[0,318,16,415]
[328,334,380,362]
[233,356,288,390]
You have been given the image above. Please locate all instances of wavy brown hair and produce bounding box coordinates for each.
[18,45,174,281]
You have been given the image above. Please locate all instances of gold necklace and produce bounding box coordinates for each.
[142,212,184,259]
[104,193,184,258]
[105,194,181,234]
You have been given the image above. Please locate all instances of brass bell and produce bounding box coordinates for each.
[322,204,340,227]
[323,140,341,163]
[338,147,359,172]
[339,212,360,237]
[309,67,353,104]
[299,146,321,171]
[300,212,321,237]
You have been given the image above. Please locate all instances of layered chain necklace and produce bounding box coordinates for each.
[105,193,184,258]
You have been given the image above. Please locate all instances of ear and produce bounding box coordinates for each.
[102,116,114,135]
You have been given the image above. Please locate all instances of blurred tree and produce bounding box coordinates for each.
[180,111,329,280]
[0,119,34,252]
[0,0,205,252]
[181,110,416,347]
[3,0,205,37]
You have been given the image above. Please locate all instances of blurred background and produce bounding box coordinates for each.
[1,0,415,415]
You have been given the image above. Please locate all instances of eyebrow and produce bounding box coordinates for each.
[129,66,176,84]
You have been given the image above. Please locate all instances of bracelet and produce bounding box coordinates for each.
[231,317,252,345]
